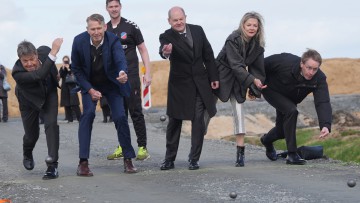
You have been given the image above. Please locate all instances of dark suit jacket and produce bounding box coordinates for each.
[159,24,219,120]
[12,46,59,110]
[71,31,130,97]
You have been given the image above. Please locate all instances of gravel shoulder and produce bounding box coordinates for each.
[0,95,359,203]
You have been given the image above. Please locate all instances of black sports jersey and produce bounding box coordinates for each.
[107,17,144,76]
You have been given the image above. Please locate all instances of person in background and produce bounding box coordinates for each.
[105,0,152,161]
[59,55,81,122]
[260,49,332,165]
[12,38,63,180]
[71,13,137,175]
[100,97,112,123]
[213,12,267,167]
[158,6,219,170]
[0,64,9,122]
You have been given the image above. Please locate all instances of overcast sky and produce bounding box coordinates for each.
[1,0,359,68]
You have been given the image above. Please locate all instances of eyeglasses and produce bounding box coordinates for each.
[302,62,319,73]
[304,64,319,72]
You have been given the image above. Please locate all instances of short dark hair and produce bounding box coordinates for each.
[106,0,120,6]
[17,40,37,58]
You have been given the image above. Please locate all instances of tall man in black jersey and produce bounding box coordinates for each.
[106,0,152,161]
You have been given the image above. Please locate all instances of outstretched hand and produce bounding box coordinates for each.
[50,38,63,57]
[319,127,330,139]
[162,43,173,58]
[211,81,219,89]
[254,78,267,89]
[117,70,128,84]
[88,88,102,101]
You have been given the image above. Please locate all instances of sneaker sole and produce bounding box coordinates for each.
[107,156,124,160]
[135,154,151,161]
[42,175,59,180]
[286,160,306,165]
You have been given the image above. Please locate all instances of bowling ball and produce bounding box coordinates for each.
[45,156,53,164]
[160,115,166,122]
[347,179,356,188]
[229,191,237,199]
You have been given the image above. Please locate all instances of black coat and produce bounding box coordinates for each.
[159,24,219,120]
[215,31,265,103]
[0,65,8,98]
[12,46,59,110]
[59,65,80,107]
[264,53,332,131]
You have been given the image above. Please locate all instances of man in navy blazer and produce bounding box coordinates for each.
[71,13,137,175]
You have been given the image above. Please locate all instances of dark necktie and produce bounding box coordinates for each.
[180,33,191,47]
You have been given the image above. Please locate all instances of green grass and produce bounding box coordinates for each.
[271,129,360,163]
[224,128,360,163]
[340,129,360,137]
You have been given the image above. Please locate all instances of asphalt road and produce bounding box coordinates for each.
[0,103,359,203]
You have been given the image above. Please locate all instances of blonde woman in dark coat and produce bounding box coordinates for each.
[215,12,267,167]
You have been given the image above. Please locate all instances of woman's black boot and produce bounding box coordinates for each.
[235,146,245,167]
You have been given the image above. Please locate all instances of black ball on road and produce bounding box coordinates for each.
[160,115,166,122]
[229,191,237,199]
[347,179,356,188]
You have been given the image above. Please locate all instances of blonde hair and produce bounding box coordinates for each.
[238,11,265,48]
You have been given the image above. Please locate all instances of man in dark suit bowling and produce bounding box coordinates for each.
[159,6,219,170]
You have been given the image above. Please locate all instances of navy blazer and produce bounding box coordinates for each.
[71,31,130,97]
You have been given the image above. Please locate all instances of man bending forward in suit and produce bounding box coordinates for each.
[71,13,137,175]
[159,6,219,170]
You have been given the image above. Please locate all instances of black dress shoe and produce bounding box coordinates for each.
[23,155,35,170]
[260,135,277,161]
[188,160,199,170]
[286,152,306,165]
[42,165,59,180]
[160,160,174,170]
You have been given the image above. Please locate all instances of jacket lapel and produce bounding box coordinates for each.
[167,29,193,62]
[102,34,109,74]
[82,35,92,78]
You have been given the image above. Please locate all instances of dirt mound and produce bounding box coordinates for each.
[3,58,360,118]
[321,58,360,95]
[332,110,360,127]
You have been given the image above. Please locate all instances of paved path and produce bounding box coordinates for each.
[0,107,359,203]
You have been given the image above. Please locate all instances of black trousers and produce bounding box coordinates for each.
[262,88,299,152]
[165,94,206,162]
[0,97,8,121]
[65,105,81,121]
[101,104,112,121]
[124,75,147,147]
[20,90,59,164]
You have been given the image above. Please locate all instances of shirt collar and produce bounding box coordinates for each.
[179,27,187,35]
[90,38,104,49]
